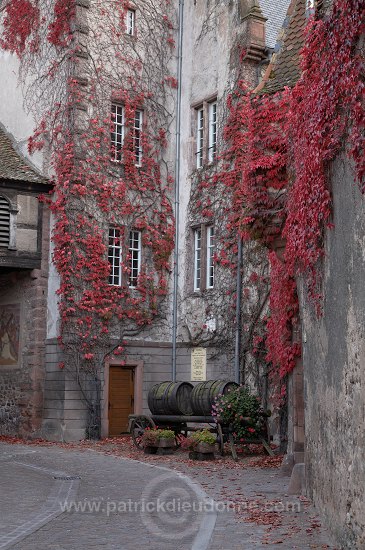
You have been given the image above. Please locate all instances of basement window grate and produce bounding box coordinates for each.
[0,196,10,248]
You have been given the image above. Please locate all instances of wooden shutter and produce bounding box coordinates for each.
[0,197,10,248]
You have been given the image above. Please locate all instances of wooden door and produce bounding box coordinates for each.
[109,366,134,436]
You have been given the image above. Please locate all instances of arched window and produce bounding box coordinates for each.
[0,196,11,248]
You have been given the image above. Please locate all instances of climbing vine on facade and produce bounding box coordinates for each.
[215,0,364,381]
[0,0,363,415]
[0,0,177,433]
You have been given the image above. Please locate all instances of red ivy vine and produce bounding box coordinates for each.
[284,0,365,284]
[1,0,176,372]
[218,0,364,380]
[47,0,75,47]
[0,0,40,55]
[0,0,363,385]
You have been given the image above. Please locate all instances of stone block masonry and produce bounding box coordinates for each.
[0,208,51,437]
[301,155,365,548]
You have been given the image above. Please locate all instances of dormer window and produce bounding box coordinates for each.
[306,0,316,14]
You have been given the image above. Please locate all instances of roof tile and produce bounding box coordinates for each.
[0,127,48,185]
[261,0,307,94]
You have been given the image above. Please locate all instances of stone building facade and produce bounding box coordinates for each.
[0,126,52,436]
[0,0,290,442]
[43,0,290,442]
[252,0,365,546]
[301,153,365,549]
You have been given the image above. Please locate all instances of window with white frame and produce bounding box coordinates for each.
[134,109,143,166]
[208,102,217,163]
[193,224,215,292]
[196,107,204,169]
[193,227,202,291]
[111,104,143,166]
[194,99,217,168]
[129,230,141,287]
[108,227,122,286]
[126,9,135,35]
[111,103,125,162]
[206,225,215,288]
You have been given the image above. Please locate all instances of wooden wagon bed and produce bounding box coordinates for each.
[128,413,274,460]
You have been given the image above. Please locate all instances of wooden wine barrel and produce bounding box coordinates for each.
[191,380,239,416]
[148,381,194,416]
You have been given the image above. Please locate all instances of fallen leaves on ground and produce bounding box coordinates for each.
[0,434,283,470]
[0,435,336,548]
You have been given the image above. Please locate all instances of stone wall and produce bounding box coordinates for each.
[0,207,51,436]
[300,154,365,548]
[42,337,234,442]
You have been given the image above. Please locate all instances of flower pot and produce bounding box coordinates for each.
[196,442,216,454]
[189,443,215,461]
[142,439,159,448]
[158,437,175,448]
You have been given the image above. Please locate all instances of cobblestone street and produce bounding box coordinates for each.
[0,441,336,549]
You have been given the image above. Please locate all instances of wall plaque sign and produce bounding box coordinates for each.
[191,347,207,381]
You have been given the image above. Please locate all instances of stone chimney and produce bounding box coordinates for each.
[239,0,267,61]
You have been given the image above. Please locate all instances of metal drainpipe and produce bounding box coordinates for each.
[172,0,184,383]
[234,237,243,384]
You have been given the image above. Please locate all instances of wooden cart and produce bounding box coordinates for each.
[128,412,273,460]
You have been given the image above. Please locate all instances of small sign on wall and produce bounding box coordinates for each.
[191,347,207,381]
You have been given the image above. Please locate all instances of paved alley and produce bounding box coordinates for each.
[0,442,336,549]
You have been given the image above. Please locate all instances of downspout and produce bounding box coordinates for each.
[234,237,243,384]
[172,0,184,382]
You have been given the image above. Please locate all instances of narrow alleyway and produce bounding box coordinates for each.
[0,442,336,549]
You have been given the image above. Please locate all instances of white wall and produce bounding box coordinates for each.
[0,50,43,171]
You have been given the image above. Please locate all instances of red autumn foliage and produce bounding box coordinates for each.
[0,0,39,55]
[265,252,301,378]
[47,0,75,47]
[215,0,364,381]
[1,0,176,377]
[284,0,365,284]
[0,0,363,389]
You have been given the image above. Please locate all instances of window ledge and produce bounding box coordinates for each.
[191,288,215,297]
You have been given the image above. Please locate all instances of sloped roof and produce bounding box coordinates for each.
[260,0,292,49]
[0,126,48,185]
[258,0,307,94]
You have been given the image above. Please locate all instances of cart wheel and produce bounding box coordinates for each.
[131,415,156,449]
[217,423,225,456]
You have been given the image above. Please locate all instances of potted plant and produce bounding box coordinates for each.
[212,386,267,444]
[141,428,176,454]
[141,427,159,449]
[193,429,216,453]
[182,429,216,459]
[156,429,176,448]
